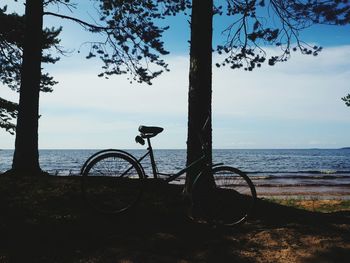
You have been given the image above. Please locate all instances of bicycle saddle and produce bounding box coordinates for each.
[139,126,164,138]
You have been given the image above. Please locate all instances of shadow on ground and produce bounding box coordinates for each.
[0,175,349,262]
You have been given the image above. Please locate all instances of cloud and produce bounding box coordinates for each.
[212,45,350,122]
[1,45,350,149]
[40,56,189,115]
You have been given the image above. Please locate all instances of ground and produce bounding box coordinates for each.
[0,175,349,263]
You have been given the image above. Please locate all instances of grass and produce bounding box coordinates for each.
[264,197,350,213]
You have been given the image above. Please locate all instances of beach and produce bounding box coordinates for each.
[256,185,350,200]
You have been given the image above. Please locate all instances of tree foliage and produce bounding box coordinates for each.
[0,6,61,92]
[215,0,350,71]
[45,0,190,84]
[0,97,17,135]
[0,5,61,134]
[95,0,190,83]
[342,93,350,106]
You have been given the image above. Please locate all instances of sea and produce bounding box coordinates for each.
[1,149,350,197]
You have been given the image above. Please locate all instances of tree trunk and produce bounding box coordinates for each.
[11,0,44,176]
[185,0,213,191]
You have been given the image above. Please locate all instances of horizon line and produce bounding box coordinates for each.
[1,148,349,151]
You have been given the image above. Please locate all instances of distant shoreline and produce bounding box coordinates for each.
[1,148,350,150]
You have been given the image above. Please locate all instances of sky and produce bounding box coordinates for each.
[1,1,350,149]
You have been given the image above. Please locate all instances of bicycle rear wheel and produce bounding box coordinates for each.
[81,152,144,214]
[191,166,256,226]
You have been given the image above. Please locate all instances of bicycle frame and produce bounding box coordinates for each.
[136,136,207,183]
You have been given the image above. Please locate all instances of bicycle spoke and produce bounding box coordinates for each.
[190,166,256,226]
[81,152,143,214]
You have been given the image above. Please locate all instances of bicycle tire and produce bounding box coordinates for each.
[80,149,144,176]
[191,166,256,227]
[81,152,144,214]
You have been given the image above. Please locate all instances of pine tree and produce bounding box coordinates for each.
[1,0,188,176]
[0,5,60,135]
[185,0,350,187]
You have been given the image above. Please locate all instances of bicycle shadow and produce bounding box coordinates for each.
[87,183,350,263]
[1,176,349,263]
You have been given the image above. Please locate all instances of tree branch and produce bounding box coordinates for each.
[43,12,109,31]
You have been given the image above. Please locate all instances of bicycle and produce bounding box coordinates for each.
[81,122,257,226]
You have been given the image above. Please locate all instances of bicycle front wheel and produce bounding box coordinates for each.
[81,152,144,214]
[192,166,256,227]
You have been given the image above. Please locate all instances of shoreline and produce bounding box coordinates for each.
[1,172,349,200]
[256,185,350,200]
